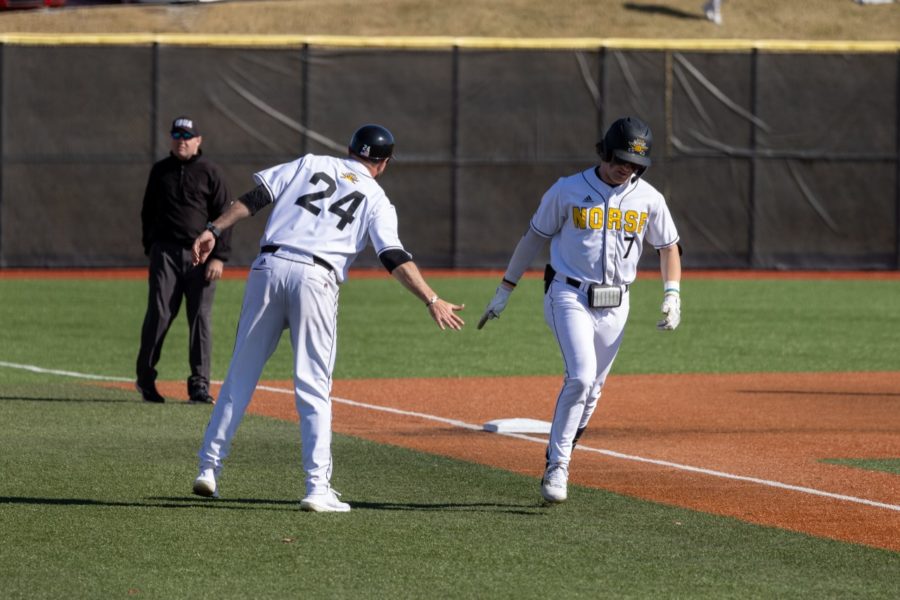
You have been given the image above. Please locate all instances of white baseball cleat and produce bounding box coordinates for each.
[192,468,219,498]
[541,463,569,503]
[300,488,351,512]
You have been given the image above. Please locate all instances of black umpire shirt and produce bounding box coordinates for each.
[140,150,233,262]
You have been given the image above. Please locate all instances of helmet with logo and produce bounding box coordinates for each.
[348,124,395,162]
[596,116,653,169]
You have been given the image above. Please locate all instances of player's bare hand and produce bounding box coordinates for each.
[205,258,224,281]
[428,299,466,331]
[656,292,681,331]
[477,285,512,330]
[192,231,216,266]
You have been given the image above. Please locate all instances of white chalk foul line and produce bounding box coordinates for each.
[4,362,899,513]
[258,384,484,431]
[261,385,900,513]
[0,361,133,382]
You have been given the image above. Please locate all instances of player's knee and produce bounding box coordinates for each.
[563,374,594,400]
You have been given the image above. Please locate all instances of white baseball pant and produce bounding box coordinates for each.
[198,254,339,495]
[543,280,630,467]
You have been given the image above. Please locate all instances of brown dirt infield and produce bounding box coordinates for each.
[147,370,900,552]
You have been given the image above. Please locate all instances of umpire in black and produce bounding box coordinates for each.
[136,116,234,404]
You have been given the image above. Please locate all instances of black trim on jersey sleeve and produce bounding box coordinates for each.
[529,222,554,239]
[238,184,273,216]
[655,240,683,255]
[378,248,413,273]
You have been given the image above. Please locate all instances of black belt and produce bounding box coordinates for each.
[543,264,628,293]
[563,276,628,291]
[260,245,334,273]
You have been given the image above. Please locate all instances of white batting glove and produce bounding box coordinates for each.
[477,286,512,329]
[657,291,681,331]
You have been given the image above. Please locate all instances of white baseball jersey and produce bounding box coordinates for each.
[254,154,406,282]
[531,167,679,285]
[534,167,679,472]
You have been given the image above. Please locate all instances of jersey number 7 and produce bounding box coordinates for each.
[296,172,364,231]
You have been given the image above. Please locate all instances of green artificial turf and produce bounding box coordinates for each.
[820,458,900,476]
[1,377,898,599]
[1,275,898,598]
[1,276,898,382]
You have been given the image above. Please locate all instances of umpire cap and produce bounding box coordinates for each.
[349,124,394,161]
[171,116,200,137]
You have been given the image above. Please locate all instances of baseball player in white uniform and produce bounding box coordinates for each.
[189,124,465,512]
[478,116,682,503]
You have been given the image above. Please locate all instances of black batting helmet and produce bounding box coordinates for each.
[348,124,395,162]
[596,116,653,169]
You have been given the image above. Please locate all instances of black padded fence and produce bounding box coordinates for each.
[0,36,898,270]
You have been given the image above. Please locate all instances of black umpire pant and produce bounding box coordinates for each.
[136,241,217,398]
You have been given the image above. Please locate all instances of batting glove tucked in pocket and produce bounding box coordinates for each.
[477,286,512,329]
[657,292,681,331]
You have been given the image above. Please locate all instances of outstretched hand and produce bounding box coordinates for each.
[192,231,216,266]
[428,299,466,331]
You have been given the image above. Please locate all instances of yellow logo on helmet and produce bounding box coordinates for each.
[629,138,649,155]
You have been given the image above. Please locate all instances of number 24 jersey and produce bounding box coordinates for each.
[254,154,407,283]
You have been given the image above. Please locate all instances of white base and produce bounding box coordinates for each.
[483,417,552,434]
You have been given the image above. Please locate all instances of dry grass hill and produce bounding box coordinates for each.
[0,0,897,41]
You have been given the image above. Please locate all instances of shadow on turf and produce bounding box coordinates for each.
[347,500,545,514]
[154,497,546,514]
[0,496,547,514]
[622,2,706,20]
[0,495,297,511]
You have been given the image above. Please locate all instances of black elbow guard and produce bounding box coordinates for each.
[238,185,273,216]
[379,248,412,273]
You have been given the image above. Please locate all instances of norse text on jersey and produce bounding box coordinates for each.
[571,206,649,233]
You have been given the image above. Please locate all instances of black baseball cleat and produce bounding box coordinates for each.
[188,392,215,405]
[135,382,165,404]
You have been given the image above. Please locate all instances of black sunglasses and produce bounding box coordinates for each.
[612,156,639,168]
[171,131,195,140]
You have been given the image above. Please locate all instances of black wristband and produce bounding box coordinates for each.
[205,222,222,239]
